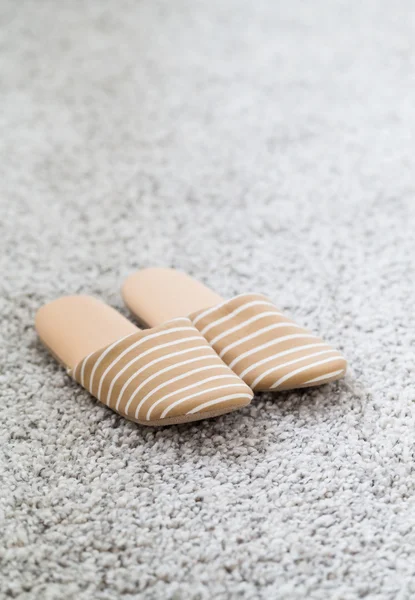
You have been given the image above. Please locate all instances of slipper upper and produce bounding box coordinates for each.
[69,317,252,423]
[189,294,347,391]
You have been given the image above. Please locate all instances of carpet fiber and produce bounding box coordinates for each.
[1,1,415,598]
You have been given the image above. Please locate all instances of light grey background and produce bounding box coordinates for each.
[1,1,415,598]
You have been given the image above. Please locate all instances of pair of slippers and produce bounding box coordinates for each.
[36,268,347,427]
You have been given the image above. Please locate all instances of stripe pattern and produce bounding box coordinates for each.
[189,294,347,391]
[69,318,253,424]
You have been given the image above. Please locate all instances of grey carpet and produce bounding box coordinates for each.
[1,0,415,598]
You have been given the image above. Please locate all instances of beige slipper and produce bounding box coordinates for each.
[122,268,348,392]
[35,296,253,426]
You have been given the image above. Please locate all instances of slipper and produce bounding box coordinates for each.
[122,268,347,392]
[35,296,253,426]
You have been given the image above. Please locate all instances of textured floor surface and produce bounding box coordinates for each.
[1,1,415,598]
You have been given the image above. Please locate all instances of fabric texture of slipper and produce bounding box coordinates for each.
[36,296,253,427]
[122,269,348,392]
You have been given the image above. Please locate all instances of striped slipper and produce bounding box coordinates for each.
[35,296,253,426]
[122,269,348,393]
